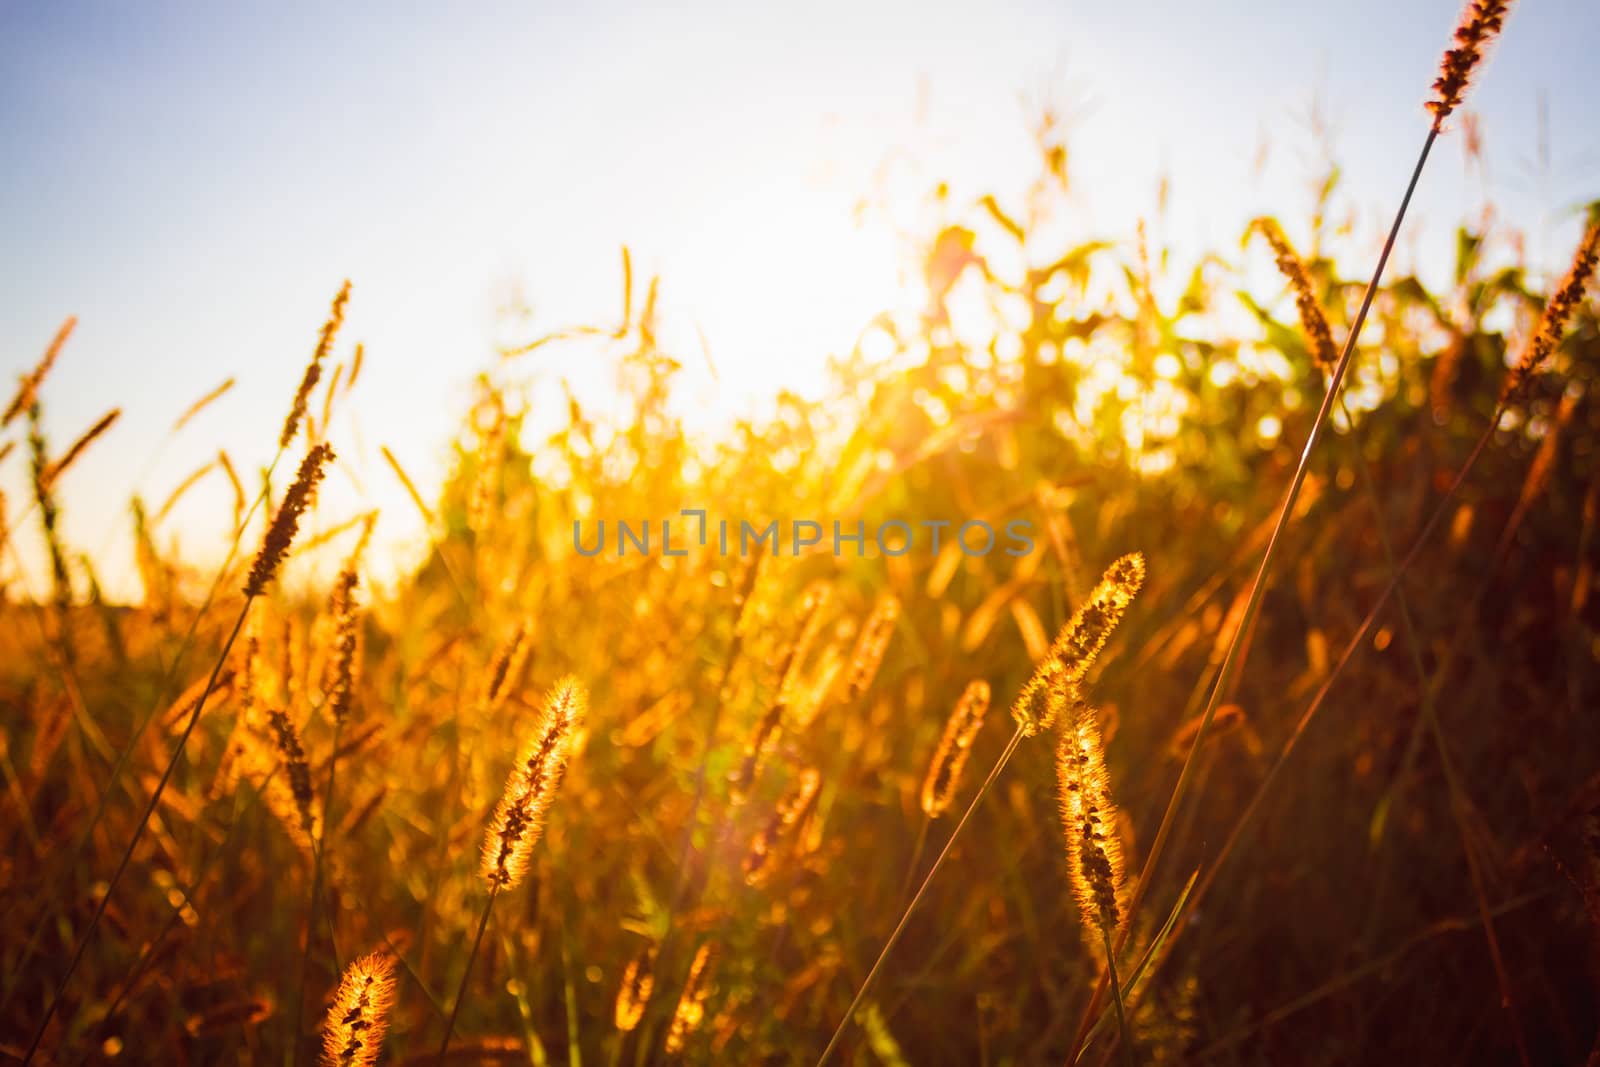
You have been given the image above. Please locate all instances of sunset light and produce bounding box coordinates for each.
[3,1,1598,1063]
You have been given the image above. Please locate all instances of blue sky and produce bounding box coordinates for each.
[2,0,1596,594]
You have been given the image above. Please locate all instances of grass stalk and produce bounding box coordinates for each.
[0,448,282,1016]
[1336,396,1530,1065]
[437,886,499,1063]
[23,599,254,1063]
[1074,404,1506,1049]
[815,726,1024,1066]
[1101,927,1134,1067]
[290,712,348,1066]
[1070,123,1440,1058]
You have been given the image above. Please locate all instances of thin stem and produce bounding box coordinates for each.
[23,598,254,1064]
[438,886,499,1063]
[1338,398,1530,1066]
[79,770,277,1063]
[1073,405,1504,1051]
[1195,890,1548,1060]
[1070,124,1440,1059]
[291,713,347,1067]
[1102,927,1134,1067]
[1,456,279,1014]
[815,726,1024,1066]
[895,816,931,910]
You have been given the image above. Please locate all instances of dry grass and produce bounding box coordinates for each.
[3,3,1600,1063]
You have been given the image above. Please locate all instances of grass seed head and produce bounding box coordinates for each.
[320,952,395,1067]
[481,620,533,717]
[326,566,360,725]
[1501,219,1600,404]
[613,942,657,1032]
[1252,218,1337,370]
[265,707,318,844]
[1057,699,1126,955]
[281,281,351,448]
[481,676,587,889]
[729,700,785,806]
[1012,552,1143,736]
[3,316,74,429]
[665,942,719,1055]
[845,595,900,701]
[244,443,334,598]
[920,679,992,818]
[742,767,821,886]
[1427,0,1512,128]
[41,408,120,490]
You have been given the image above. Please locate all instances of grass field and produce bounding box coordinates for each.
[5,2,1600,1063]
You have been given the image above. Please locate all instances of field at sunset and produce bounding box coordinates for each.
[3,1,1600,1064]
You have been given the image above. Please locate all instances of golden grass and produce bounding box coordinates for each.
[5,4,1600,1061]
[320,952,396,1067]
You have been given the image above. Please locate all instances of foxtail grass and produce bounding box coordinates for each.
[1058,698,1135,1064]
[22,440,334,1063]
[816,553,1143,1064]
[898,679,992,904]
[172,375,236,433]
[614,943,658,1033]
[1077,207,1596,1067]
[1427,0,1511,129]
[1250,218,1337,369]
[41,408,119,490]
[1070,7,1507,1047]
[742,767,821,886]
[5,287,351,1031]
[920,679,991,820]
[2,316,74,428]
[664,943,718,1057]
[844,595,900,701]
[481,620,532,718]
[293,564,364,1065]
[282,281,351,449]
[731,585,832,804]
[439,677,586,1061]
[267,706,319,845]
[728,699,785,806]
[321,952,396,1067]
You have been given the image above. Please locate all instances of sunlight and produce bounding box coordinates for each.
[648,176,920,428]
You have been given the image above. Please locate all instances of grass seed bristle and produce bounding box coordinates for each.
[1252,218,1337,370]
[244,443,334,598]
[265,707,318,845]
[1500,218,1600,404]
[1056,699,1126,956]
[613,942,657,1032]
[3,316,75,429]
[281,281,351,449]
[665,942,719,1055]
[920,680,992,818]
[41,408,119,490]
[481,676,587,890]
[1427,0,1512,128]
[320,951,395,1067]
[845,595,900,701]
[1012,553,1144,735]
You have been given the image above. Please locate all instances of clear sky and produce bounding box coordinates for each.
[2,0,1596,597]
